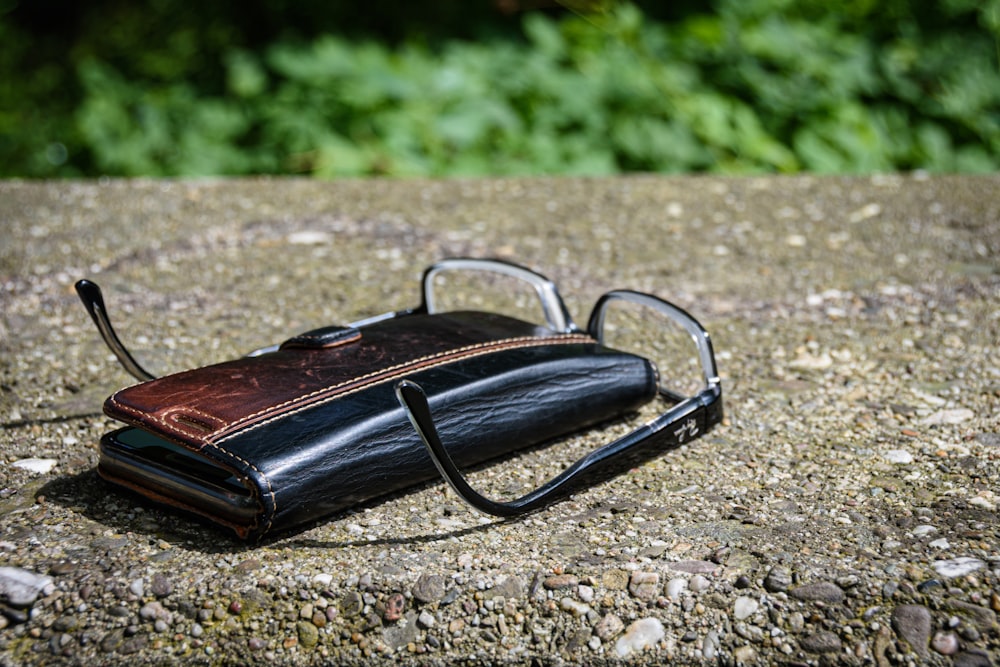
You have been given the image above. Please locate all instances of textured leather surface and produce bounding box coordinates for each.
[102,311,658,539]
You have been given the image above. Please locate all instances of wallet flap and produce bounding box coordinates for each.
[105,312,593,448]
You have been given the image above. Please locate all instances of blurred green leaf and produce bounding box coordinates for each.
[3,0,998,177]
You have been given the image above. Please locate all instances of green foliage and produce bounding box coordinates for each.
[1,0,998,177]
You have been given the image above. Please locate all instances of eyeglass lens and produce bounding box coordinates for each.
[594,297,706,401]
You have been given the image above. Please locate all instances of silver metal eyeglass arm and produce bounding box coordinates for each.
[74,280,157,382]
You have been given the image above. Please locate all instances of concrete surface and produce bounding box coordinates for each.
[0,174,998,666]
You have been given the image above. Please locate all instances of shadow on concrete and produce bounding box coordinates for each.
[36,467,513,554]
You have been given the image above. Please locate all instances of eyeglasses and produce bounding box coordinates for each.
[76,258,723,517]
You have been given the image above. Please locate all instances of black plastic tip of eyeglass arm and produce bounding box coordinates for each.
[74,280,157,382]
[395,379,723,518]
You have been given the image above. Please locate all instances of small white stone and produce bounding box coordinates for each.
[417,610,436,628]
[286,231,332,245]
[932,557,985,578]
[883,449,913,464]
[789,352,833,370]
[929,538,950,550]
[665,578,687,600]
[733,596,759,620]
[968,496,996,511]
[560,597,591,618]
[921,408,974,425]
[0,567,54,607]
[615,618,665,657]
[689,575,711,593]
[10,458,58,474]
[313,573,333,586]
[849,203,881,223]
[129,579,144,598]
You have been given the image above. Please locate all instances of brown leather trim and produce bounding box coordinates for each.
[208,334,590,537]
[212,334,590,442]
[106,333,591,449]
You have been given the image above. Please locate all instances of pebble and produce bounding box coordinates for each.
[703,629,720,659]
[943,599,997,634]
[594,614,624,641]
[932,557,986,578]
[891,604,931,658]
[953,649,994,667]
[883,449,913,464]
[667,560,718,574]
[10,458,58,474]
[411,574,446,604]
[297,620,319,648]
[0,567,54,608]
[382,593,405,622]
[764,567,792,593]
[733,596,758,620]
[417,610,436,628]
[138,601,171,624]
[732,645,758,664]
[789,582,844,604]
[689,575,711,593]
[628,571,660,600]
[492,575,524,600]
[614,618,664,657]
[129,579,144,598]
[543,574,578,590]
[799,631,842,654]
[931,631,959,655]
[150,574,173,598]
[560,597,591,617]
[665,577,687,600]
[921,408,974,425]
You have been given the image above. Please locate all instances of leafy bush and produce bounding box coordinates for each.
[2,0,998,177]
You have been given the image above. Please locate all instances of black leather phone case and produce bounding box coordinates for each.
[100,310,659,539]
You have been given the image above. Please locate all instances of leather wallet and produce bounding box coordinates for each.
[77,259,723,540]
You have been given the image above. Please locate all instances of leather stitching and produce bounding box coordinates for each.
[216,334,590,437]
[106,332,592,537]
[211,334,591,537]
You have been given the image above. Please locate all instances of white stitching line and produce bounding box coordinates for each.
[211,334,590,536]
[103,398,271,536]
[210,334,588,445]
[222,334,589,433]
[107,332,591,537]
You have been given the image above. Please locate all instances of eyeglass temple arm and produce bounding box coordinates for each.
[74,280,157,382]
[395,379,723,518]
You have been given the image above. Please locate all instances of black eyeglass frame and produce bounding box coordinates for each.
[395,262,723,516]
[76,258,723,517]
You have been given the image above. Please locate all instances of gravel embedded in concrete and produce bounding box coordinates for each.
[1,174,998,665]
